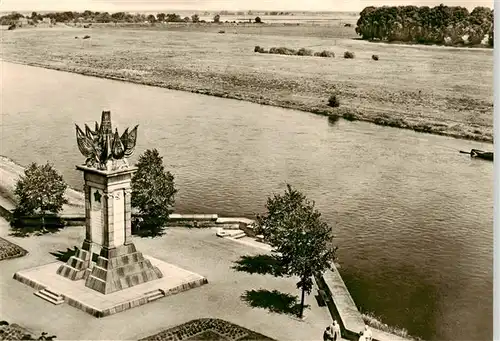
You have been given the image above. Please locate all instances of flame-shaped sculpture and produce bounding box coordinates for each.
[75,111,139,171]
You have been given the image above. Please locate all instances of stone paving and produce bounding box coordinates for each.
[14,255,207,317]
[0,218,333,341]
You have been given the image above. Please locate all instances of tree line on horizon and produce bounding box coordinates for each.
[0,10,269,25]
[0,11,203,25]
[355,4,494,47]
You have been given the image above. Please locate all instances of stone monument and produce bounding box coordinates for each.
[57,111,163,294]
[14,110,207,317]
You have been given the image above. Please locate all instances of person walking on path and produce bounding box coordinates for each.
[323,326,334,341]
[331,321,341,341]
[364,325,373,341]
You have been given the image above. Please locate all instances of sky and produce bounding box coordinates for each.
[0,0,494,13]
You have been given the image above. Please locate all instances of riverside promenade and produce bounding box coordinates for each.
[0,155,411,341]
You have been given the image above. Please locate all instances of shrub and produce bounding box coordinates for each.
[328,94,340,108]
[372,54,379,60]
[269,47,296,55]
[314,50,335,57]
[218,30,225,33]
[344,51,355,58]
[254,45,266,53]
[296,48,313,56]
[14,162,68,218]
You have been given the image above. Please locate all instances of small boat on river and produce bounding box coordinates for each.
[460,149,493,161]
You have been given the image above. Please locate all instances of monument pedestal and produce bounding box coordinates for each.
[14,110,207,316]
[57,165,163,294]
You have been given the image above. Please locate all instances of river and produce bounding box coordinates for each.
[0,61,493,341]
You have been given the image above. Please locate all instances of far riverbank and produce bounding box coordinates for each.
[0,26,493,143]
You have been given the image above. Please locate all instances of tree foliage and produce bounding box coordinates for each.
[355,4,494,47]
[256,184,337,318]
[0,10,193,25]
[131,149,177,236]
[14,162,68,216]
[213,14,221,23]
[191,14,200,23]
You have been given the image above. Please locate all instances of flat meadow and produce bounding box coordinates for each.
[0,23,494,142]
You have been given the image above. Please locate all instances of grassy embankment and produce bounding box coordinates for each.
[0,23,493,142]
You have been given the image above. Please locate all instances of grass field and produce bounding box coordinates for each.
[0,23,493,142]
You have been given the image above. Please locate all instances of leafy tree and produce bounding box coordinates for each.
[156,13,166,22]
[94,11,111,23]
[147,14,156,23]
[131,149,177,236]
[256,184,337,318]
[191,14,200,23]
[213,14,220,23]
[166,13,183,22]
[14,162,68,225]
[255,16,262,23]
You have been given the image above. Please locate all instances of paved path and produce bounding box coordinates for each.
[0,219,334,341]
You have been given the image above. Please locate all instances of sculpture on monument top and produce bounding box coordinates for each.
[75,111,138,171]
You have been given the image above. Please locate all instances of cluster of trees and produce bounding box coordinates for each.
[0,10,268,25]
[0,11,209,25]
[13,149,177,236]
[356,4,494,46]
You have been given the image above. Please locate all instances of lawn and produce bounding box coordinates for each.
[0,23,493,142]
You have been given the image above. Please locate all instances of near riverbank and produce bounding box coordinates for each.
[0,25,493,142]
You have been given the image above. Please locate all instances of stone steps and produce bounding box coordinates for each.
[34,288,64,305]
[145,289,164,302]
[215,229,246,239]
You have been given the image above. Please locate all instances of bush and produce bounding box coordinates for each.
[344,51,355,59]
[372,54,379,60]
[269,47,296,55]
[328,94,340,108]
[296,48,313,56]
[14,162,68,218]
[218,30,225,33]
[254,45,266,53]
[314,50,335,57]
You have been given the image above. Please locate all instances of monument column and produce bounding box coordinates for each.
[57,110,163,294]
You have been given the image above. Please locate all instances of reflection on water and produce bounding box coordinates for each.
[0,61,493,341]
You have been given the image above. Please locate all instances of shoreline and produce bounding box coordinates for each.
[1,57,493,144]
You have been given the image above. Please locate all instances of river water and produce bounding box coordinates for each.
[0,61,493,341]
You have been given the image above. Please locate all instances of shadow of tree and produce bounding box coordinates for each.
[50,246,99,262]
[232,254,286,277]
[49,247,78,262]
[241,289,308,317]
[132,218,167,238]
[9,217,65,238]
